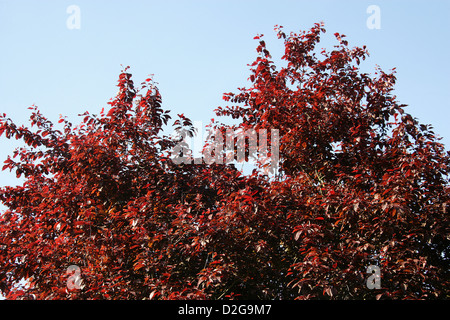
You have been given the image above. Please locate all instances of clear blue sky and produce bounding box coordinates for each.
[0,0,449,190]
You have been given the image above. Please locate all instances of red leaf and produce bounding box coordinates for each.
[107,108,116,117]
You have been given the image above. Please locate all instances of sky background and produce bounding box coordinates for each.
[0,1,449,204]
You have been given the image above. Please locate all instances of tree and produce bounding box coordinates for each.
[0,23,449,300]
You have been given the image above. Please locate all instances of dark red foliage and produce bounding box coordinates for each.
[1,24,449,300]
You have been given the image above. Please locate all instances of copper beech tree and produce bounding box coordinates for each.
[1,24,449,299]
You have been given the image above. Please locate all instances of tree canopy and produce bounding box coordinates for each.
[1,23,449,300]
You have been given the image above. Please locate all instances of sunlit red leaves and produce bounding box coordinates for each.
[213,23,449,299]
